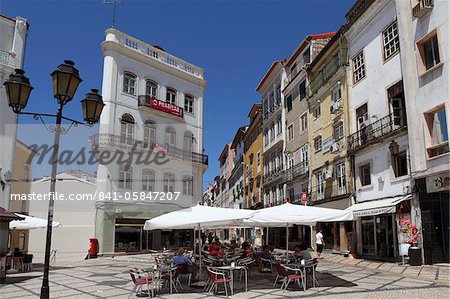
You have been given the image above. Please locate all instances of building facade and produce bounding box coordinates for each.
[395,0,449,264]
[344,0,413,260]
[215,144,235,208]
[94,28,208,253]
[257,61,287,207]
[243,104,263,209]
[229,126,248,209]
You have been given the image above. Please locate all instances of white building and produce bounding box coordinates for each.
[94,28,207,253]
[0,15,28,210]
[215,144,234,208]
[257,61,287,206]
[28,171,96,263]
[0,14,28,259]
[395,0,449,264]
[229,126,247,209]
[344,0,413,260]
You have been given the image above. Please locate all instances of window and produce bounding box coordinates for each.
[263,98,268,115]
[163,172,175,192]
[257,152,261,166]
[183,131,194,152]
[19,232,26,250]
[142,169,155,191]
[145,80,158,97]
[120,114,135,144]
[143,120,156,149]
[332,86,342,102]
[301,144,308,167]
[300,113,308,131]
[417,31,441,72]
[383,21,400,60]
[165,126,176,147]
[425,106,449,157]
[313,104,321,119]
[315,172,324,199]
[336,162,346,195]
[183,175,193,195]
[288,124,294,141]
[166,87,177,105]
[392,151,408,177]
[119,165,133,189]
[276,83,281,105]
[270,122,275,140]
[360,164,371,186]
[123,72,136,95]
[184,94,194,114]
[314,136,322,152]
[23,165,30,182]
[277,115,282,135]
[286,95,293,112]
[334,122,344,140]
[269,91,274,109]
[264,128,269,145]
[299,80,307,100]
[352,51,366,83]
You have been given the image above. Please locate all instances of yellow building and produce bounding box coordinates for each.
[307,30,354,253]
[9,140,38,253]
[243,104,263,209]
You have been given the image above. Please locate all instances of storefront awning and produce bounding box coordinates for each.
[346,195,412,217]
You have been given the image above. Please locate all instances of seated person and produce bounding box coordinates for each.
[209,241,224,257]
[13,248,23,257]
[258,245,273,271]
[172,248,196,281]
[298,243,312,261]
[294,244,302,259]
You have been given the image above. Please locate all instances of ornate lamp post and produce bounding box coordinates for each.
[3,61,104,299]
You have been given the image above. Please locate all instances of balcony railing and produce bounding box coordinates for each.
[89,133,208,166]
[138,95,184,118]
[262,100,282,121]
[413,0,433,18]
[347,113,407,152]
[263,166,285,184]
[284,161,309,182]
[310,181,353,203]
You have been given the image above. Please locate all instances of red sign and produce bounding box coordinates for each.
[301,192,307,205]
[149,97,183,117]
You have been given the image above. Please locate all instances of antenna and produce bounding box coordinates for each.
[103,0,124,28]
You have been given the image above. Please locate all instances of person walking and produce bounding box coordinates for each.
[316,229,325,258]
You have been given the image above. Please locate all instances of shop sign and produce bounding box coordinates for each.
[426,174,450,193]
[353,206,396,217]
[322,137,334,154]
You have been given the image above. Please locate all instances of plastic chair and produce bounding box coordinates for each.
[281,264,305,291]
[129,268,154,298]
[260,257,275,276]
[21,254,33,272]
[206,267,231,297]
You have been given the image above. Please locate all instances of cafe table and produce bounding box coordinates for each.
[216,264,248,296]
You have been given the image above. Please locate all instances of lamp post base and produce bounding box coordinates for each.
[40,285,49,299]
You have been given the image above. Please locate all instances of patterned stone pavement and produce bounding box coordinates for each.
[0,253,448,299]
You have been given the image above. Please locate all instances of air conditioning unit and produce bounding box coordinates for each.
[330,142,340,153]
[324,169,333,180]
[413,0,434,18]
[330,101,342,114]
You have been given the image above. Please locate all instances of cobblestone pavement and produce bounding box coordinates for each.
[0,254,449,299]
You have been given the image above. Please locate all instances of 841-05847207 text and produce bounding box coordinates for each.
[97,191,180,201]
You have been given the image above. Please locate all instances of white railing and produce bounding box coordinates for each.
[108,29,204,79]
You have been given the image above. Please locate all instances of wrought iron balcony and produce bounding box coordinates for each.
[413,0,433,18]
[89,133,208,166]
[263,166,285,184]
[347,113,407,152]
[284,161,309,182]
[310,181,353,203]
[308,52,342,97]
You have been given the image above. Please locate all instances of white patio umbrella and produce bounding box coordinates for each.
[10,214,61,229]
[246,203,354,257]
[144,204,256,283]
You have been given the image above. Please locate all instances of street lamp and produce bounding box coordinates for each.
[388,139,400,155]
[3,61,104,299]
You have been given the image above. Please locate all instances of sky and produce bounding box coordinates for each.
[1,0,354,188]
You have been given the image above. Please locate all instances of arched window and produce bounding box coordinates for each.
[183,131,194,152]
[146,80,158,98]
[143,120,156,149]
[166,87,177,105]
[183,175,193,195]
[165,126,176,147]
[184,94,194,114]
[123,72,136,95]
[120,114,135,145]
[119,165,133,189]
[142,169,155,191]
[163,172,175,192]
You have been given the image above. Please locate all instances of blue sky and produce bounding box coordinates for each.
[1,0,354,188]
